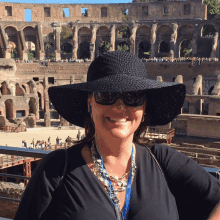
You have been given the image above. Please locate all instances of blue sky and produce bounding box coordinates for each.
[1,0,132,3]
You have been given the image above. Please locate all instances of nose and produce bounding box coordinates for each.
[112,98,126,110]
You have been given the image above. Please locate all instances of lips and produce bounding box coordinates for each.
[106,117,128,123]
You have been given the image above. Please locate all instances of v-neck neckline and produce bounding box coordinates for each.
[80,142,139,218]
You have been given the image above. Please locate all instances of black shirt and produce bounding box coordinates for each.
[14,142,220,220]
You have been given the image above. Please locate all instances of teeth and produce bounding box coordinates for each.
[109,118,127,122]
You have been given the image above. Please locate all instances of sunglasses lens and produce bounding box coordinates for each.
[94,92,146,106]
[94,92,117,105]
[123,92,146,106]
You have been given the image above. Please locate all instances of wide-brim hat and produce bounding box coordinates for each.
[48,51,186,128]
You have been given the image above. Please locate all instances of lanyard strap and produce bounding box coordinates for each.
[97,146,134,220]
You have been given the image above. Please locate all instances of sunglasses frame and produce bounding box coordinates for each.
[93,91,146,107]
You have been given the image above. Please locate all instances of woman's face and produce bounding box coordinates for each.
[88,93,146,140]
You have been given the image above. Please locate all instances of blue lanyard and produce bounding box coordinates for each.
[98,147,134,220]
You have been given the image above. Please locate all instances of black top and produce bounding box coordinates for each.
[14,142,220,220]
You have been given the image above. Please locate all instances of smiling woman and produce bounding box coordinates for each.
[14,51,220,220]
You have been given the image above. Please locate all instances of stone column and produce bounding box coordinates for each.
[19,30,28,61]
[43,77,51,127]
[0,24,10,58]
[130,24,138,55]
[55,27,61,61]
[199,99,204,115]
[210,32,219,58]
[170,23,178,58]
[192,26,199,57]
[72,26,78,60]
[90,25,98,61]
[110,24,116,51]
[36,24,45,60]
[150,23,157,58]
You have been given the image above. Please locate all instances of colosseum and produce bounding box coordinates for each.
[0,0,219,140]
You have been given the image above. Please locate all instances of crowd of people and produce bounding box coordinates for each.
[21,136,70,149]
[14,58,91,64]
[141,57,219,64]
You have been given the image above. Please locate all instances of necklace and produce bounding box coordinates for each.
[90,140,136,201]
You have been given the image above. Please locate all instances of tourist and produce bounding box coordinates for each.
[22,140,25,148]
[14,51,220,220]
[56,137,59,145]
[24,141,27,148]
[59,138,63,146]
[76,130,81,141]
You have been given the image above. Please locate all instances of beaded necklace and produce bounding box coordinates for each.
[90,141,136,220]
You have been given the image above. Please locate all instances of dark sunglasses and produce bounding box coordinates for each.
[93,91,146,106]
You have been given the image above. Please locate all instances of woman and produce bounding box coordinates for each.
[14,51,220,220]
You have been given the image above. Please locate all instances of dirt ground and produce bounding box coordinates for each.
[0,127,85,148]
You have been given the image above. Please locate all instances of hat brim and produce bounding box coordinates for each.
[48,74,186,127]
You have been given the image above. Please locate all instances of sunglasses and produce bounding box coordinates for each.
[93,91,146,106]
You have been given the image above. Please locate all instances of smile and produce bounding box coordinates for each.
[106,117,128,123]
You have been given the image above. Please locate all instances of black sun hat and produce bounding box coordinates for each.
[48,51,186,128]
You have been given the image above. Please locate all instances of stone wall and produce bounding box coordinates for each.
[0,1,206,22]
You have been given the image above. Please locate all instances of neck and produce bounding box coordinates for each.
[94,132,134,167]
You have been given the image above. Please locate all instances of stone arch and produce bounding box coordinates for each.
[158,41,170,57]
[1,81,11,95]
[23,26,37,60]
[178,24,194,42]
[116,25,131,39]
[136,26,151,56]
[138,40,151,59]
[117,41,130,52]
[136,26,151,42]
[5,99,13,119]
[15,83,25,96]
[157,25,172,42]
[96,26,111,58]
[78,27,92,58]
[21,83,30,94]
[5,26,19,58]
[61,43,73,59]
[201,23,217,37]
[179,40,192,57]
[29,97,37,115]
[78,41,90,59]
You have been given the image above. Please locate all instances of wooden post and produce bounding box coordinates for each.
[23,159,31,186]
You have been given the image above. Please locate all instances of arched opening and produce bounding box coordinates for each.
[180,40,192,57]
[5,26,19,58]
[138,41,151,59]
[96,27,111,58]
[117,41,130,52]
[98,41,111,55]
[23,26,37,60]
[78,41,90,59]
[5,99,13,119]
[29,97,36,115]
[158,41,170,57]
[202,24,217,37]
[117,26,131,39]
[61,43,73,59]
[202,101,209,115]
[44,42,55,59]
